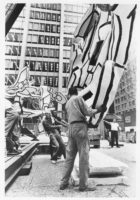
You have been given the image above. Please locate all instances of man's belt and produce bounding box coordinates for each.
[70,121,87,124]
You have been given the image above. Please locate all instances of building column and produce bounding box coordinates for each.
[19,3,30,71]
[58,3,64,112]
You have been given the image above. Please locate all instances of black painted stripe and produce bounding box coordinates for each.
[82,14,100,62]
[107,30,112,60]
[115,63,125,69]
[92,63,105,109]
[75,6,98,38]
[79,58,89,86]
[123,7,136,65]
[113,15,122,62]
[110,15,115,60]
[96,65,115,125]
[77,68,82,87]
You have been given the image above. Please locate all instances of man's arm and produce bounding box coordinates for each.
[54,118,68,127]
[104,120,111,125]
[79,96,106,117]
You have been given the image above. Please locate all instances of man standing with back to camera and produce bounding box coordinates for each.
[60,87,105,191]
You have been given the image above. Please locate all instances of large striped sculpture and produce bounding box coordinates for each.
[68,4,136,127]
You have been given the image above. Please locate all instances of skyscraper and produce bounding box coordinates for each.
[5,3,89,96]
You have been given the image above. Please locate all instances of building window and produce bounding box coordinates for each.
[41,76,46,85]
[43,62,49,71]
[45,36,50,44]
[27,34,32,43]
[29,22,33,30]
[65,15,79,24]
[26,47,31,56]
[41,4,47,9]
[36,4,41,8]
[46,13,51,21]
[30,75,34,83]
[37,48,43,57]
[52,4,57,10]
[56,4,61,10]
[40,12,45,20]
[64,25,76,34]
[49,62,55,72]
[47,4,51,10]
[48,76,53,86]
[62,77,68,88]
[57,25,60,33]
[51,25,57,33]
[63,50,70,59]
[34,76,41,86]
[31,47,37,57]
[48,49,55,57]
[45,24,50,32]
[13,60,19,69]
[6,45,13,55]
[14,33,23,42]
[55,63,59,72]
[52,13,57,21]
[6,32,23,42]
[30,61,35,71]
[54,77,58,87]
[43,49,49,57]
[132,100,135,105]
[63,63,70,73]
[32,35,38,43]
[35,62,42,71]
[5,59,19,70]
[40,23,45,32]
[35,11,40,19]
[5,74,17,85]
[64,37,73,46]
[57,14,61,22]
[33,23,40,31]
[56,37,60,45]
[50,37,55,45]
[12,20,24,29]
[38,35,45,44]
[13,46,21,56]
[30,11,35,19]
[55,49,59,58]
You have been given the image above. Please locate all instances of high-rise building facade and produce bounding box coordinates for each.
[5,3,89,100]
[114,56,136,131]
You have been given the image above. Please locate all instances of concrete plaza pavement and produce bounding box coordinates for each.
[5,140,136,198]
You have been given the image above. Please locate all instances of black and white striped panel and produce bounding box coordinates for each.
[108,4,136,65]
[79,60,124,127]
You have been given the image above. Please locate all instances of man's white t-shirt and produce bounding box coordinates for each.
[110,122,119,131]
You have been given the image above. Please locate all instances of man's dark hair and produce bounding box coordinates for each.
[68,87,78,96]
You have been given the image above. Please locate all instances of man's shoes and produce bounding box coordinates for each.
[79,186,96,192]
[51,160,57,164]
[57,157,65,162]
[60,183,69,190]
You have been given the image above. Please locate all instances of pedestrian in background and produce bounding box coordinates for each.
[5,96,24,154]
[60,87,105,191]
[104,119,120,148]
[42,113,66,163]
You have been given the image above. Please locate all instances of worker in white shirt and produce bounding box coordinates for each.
[104,119,120,148]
